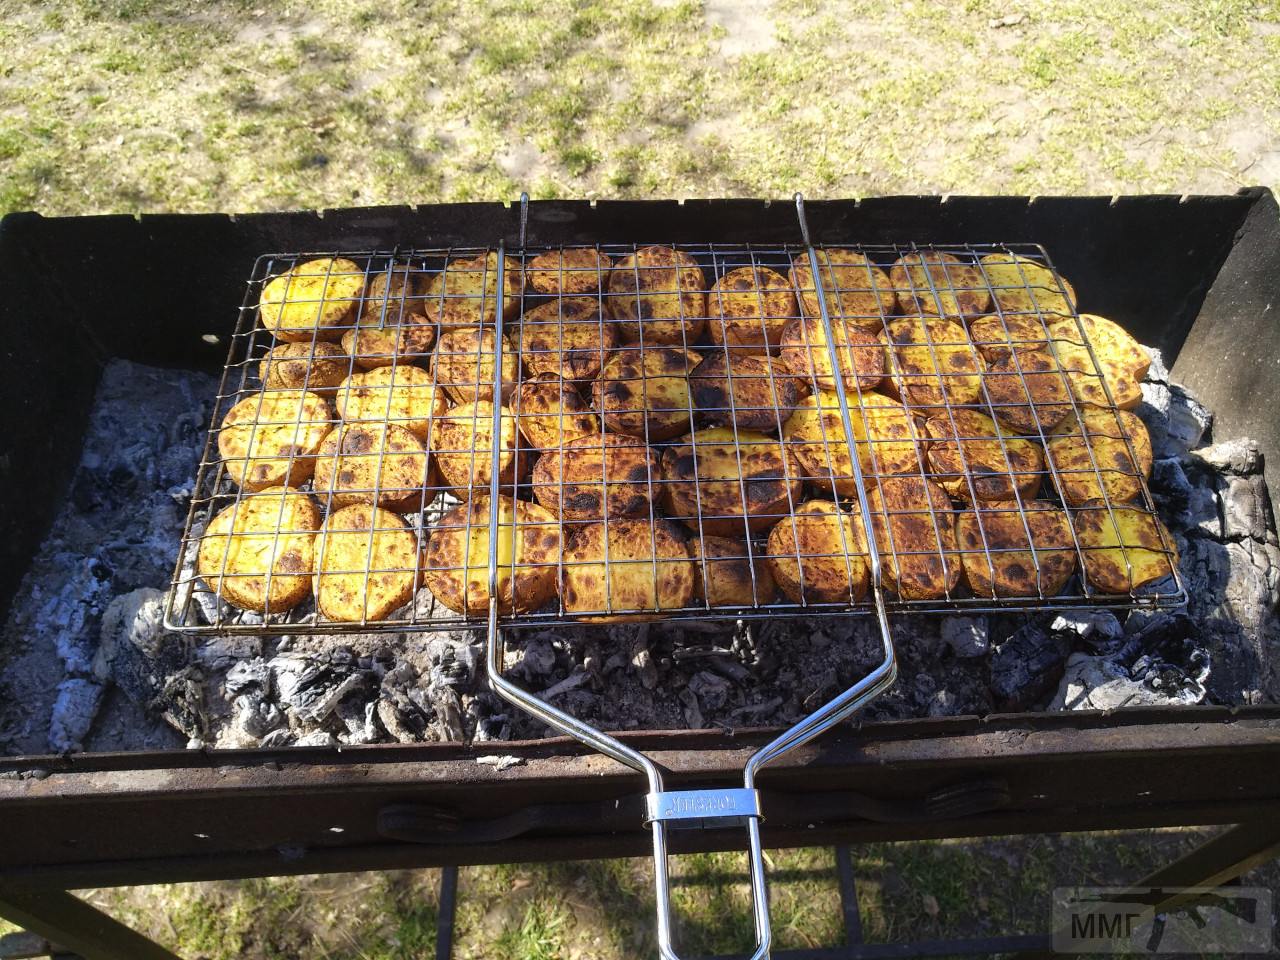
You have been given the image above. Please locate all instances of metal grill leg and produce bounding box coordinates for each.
[834,845,863,947]
[0,886,180,960]
[435,865,458,960]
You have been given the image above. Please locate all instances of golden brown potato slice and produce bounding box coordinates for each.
[784,391,924,495]
[982,350,1075,436]
[259,341,351,394]
[423,495,561,616]
[888,251,992,320]
[1073,500,1179,594]
[661,426,804,538]
[869,476,962,600]
[313,422,432,513]
[708,265,798,353]
[197,486,319,613]
[766,500,869,605]
[562,518,694,621]
[979,253,1076,317]
[788,249,896,331]
[691,535,777,608]
[531,434,659,521]
[968,314,1051,365]
[594,346,697,441]
[334,365,449,441]
[1047,314,1149,410]
[432,326,520,405]
[515,374,601,451]
[885,317,985,411]
[424,252,523,327]
[779,315,887,393]
[527,247,613,295]
[1047,405,1152,506]
[218,389,333,491]
[314,504,420,622]
[342,313,437,370]
[429,401,521,499]
[923,409,1044,502]
[955,499,1077,598]
[259,257,364,343]
[518,297,622,382]
[608,245,707,345]
[689,352,810,432]
[360,262,429,324]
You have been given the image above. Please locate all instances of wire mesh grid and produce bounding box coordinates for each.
[165,241,1186,636]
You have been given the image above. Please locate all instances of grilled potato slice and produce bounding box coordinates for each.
[979,254,1076,317]
[955,499,1077,598]
[691,535,776,608]
[314,504,420,622]
[219,389,333,491]
[1047,314,1149,410]
[516,374,601,451]
[785,391,924,495]
[424,252,523,327]
[1047,405,1152,506]
[869,476,962,600]
[982,349,1075,436]
[335,365,448,441]
[608,245,707,345]
[594,346,697,441]
[968,314,1050,365]
[779,315,887,393]
[885,317,985,411]
[888,251,991,320]
[527,247,613,295]
[788,249,895,331]
[259,341,350,394]
[661,426,804,538]
[1074,501,1179,594]
[531,433,659,521]
[432,326,520,405]
[690,352,809,432]
[923,409,1044,502]
[342,314,437,370]
[430,401,520,499]
[766,500,869,605]
[424,495,561,616]
[259,257,364,343]
[518,297,622,382]
[313,422,432,513]
[197,486,319,613]
[708,265,797,353]
[562,518,694,621]
[360,262,429,324]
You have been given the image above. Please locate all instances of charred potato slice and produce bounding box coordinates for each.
[766,500,869,605]
[784,391,924,495]
[561,519,694,621]
[259,257,364,343]
[342,314,437,370]
[1047,405,1152,506]
[335,365,448,441]
[360,261,429,324]
[430,401,521,499]
[197,486,319,613]
[314,504,420,622]
[218,389,333,491]
[691,535,776,608]
[515,374,601,451]
[607,245,707,345]
[788,249,895,331]
[923,409,1044,502]
[869,476,962,600]
[527,247,613,295]
[888,251,991,320]
[690,352,809,432]
[1047,314,1149,410]
[779,315,887,393]
[594,346,697,441]
[424,495,561,616]
[519,297,622,382]
[708,265,797,353]
[884,317,985,411]
[259,341,350,394]
[1073,500,1179,594]
[982,350,1075,436]
[424,252,523,327]
[968,314,1050,365]
[979,254,1076,317]
[432,327,520,405]
[661,426,804,538]
[313,422,432,513]
[955,499,1077,598]
[531,434,659,521]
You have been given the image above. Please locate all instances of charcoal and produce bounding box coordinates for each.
[630,637,659,690]
[1220,474,1272,543]
[519,637,558,678]
[1049,611,1123,646]
[47,678,107,753]
[234,694,284,739]
[928,689,961,717]
[989,622,1071,711]
[1150,458,1221,537]
[157,667,208,743]
[224,659,271,696]
[1193,438,1263,476]
[688,670,732,711]
[1139,381,1212,460]
[940,616,990,659]
[678,687,704,729]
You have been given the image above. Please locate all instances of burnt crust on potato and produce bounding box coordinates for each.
[955,498,1077,598]
[518,297,622,382]
[218,389,334,491]
[779,315,887,393]
[1073,500,1179,594]
[259,257,364,343]
[707,265,797,353]
[527,247,613,295]
[260,341,351,394]
[982,349,1075,436]
[531,433,659,521]
[593,346,698,441]
[689,352,809,432]
[766,499,869,605]
[788,249,895,331]
[1047,405,1152,506]
[923,408,1044,502]
[342,313,438,370]
[360,262,429,324]
[784,391,925,495]
[314,504,420,622]
[968,314,1051,365]
[691,535,777,608]
[334,365,449,442]
[607,245,707,345]
[869,476,962,600]
[979,254,1076,317]
[515,373,601,451]
[884,317,985,411]
[1048,313,1149,410]
[561,518,694,621]
[429,400,521,499]
[312,422,432,513]
[432,326,520,405]
[888,251,992,320]
[424,252,523,327]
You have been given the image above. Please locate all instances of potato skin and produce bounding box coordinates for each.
[1048,405,1152,506]
[531,433,659,521]
[515,374,601,451]
[432,327,520,405]
[691,535,776,608]
[1073,500,1179,594]
[779,315,887,393]
[766,500,869,605]
[259,257,364,342]
[968,314,1050,365]
[690,352,809,432]
[788,249,895,331]
[607,245,707,345]
[955,499,1076,598]
[429,401,521,499]
[982,349,1075,436]
[342,314,437,370]
[334,365,448,442]
[527,248,613,295]
[519,297,622,382]
[594,346,697,441]
[312,422,433,513]
[884,317,985,411]
[923,408,1044,502]
[1048,313,1149,410]
[260,341,351,393]
[218,389,333,491]
[869,476,962,600]
[889,251,991,320]
[424,495,561,615]
[708,266,797,353]
[197,486,319,613]
[561,518,694,621]
[979,254,1076,317]
[424,252,523,327]
[314,504,420,622]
